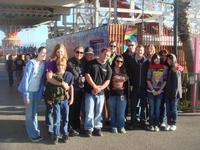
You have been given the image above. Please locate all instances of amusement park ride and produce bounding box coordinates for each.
[0,0,200,53]
[0,0,165,51]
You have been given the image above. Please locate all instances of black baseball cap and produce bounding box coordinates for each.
[84,47,94,54]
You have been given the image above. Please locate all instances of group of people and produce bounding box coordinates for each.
[6,53,35,87]
[17,41,182,144]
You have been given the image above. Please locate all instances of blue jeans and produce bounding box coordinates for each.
[84,93,105,132]
[53,100,69,136]
[160,96,167,124]
[131,89,147,126]
[166,98,179,125]
[45,106,53,134]
[108,95,127,129]
[25,92,41,139]
[7,69,14,87]
[148,92,162,126]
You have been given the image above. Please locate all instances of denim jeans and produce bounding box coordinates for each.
[7,69,14,87]
[160,96,167,124]
[25,92,41,139]
[84,93,105,132]
[53,100,69,136]
[166,98,179,125]
[147,92,163,126]
[131,89,147,126]
[108,95,127,129]
[45,106,53,134]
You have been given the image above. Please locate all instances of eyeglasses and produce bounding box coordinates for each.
[116,60,123,63]
[75,51,84,54]
[110,45,116,47]
[128,45,134,47]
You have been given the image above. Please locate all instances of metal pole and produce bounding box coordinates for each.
[141,0,145,44]
[109,0,111,24]
[114,0,118,23]
[173,0,178,56]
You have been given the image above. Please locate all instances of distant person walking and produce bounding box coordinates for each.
[18,47,47,142]
[6,54,14,87]
[14,55,25,85]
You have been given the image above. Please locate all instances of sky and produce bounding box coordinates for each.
[0,25,48,47]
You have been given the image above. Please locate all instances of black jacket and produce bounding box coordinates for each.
[129,56,149,90]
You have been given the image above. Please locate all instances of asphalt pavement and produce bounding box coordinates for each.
[0,63,200,150]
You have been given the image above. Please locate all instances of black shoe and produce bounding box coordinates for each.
[69,129,79,137]
[85,130,92,137]
[61,135,68,143]
[93,128,103,136]
[31,136,43,142]
[53,136,59,145]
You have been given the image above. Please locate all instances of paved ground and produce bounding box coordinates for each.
[0,63,200,150]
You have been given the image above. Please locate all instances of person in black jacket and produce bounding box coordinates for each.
[122,40,137,125]
[129,45,149,129]
[67,46,85,136]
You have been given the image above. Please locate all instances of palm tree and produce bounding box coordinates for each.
[177,0,194,72]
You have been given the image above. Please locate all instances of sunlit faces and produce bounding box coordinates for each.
[56,48,65,59]
[153,56,160,64]
[127,41,136,53]
[38,48,47,61]
[100,49,111,63]
[115,58,124,67]
[75,47,84,60]
[84,53,94,61]
[110,42,117,53]
[135,46,145,57]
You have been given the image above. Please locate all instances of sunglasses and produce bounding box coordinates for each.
[110,45,116,47]
[128,44,134,47]
[116,60,123,63]
[75,51,84,54]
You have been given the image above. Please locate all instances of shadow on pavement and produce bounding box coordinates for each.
[0,119,54,144]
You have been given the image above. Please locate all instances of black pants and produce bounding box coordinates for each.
[69,90,83,130]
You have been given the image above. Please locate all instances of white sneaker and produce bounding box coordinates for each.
[170,125,177,131]
[154,126,160,132]
[111,128,118,134]
[148,126,154,131]
[160,123,166,128]
[165,125,171,131]
[119,128,126,134]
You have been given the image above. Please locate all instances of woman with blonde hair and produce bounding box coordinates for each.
[145,44,156,61]
[45,43,69,136]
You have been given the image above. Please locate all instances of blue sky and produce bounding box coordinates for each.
[0,25,48,47]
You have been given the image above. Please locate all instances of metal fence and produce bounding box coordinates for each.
[179,73,200,112]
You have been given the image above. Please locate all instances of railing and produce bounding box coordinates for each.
[179,73,200,112]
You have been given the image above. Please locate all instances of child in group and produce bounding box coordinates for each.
[44,58,74,144]
[147,53,167,132]
[165,53,182,131]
